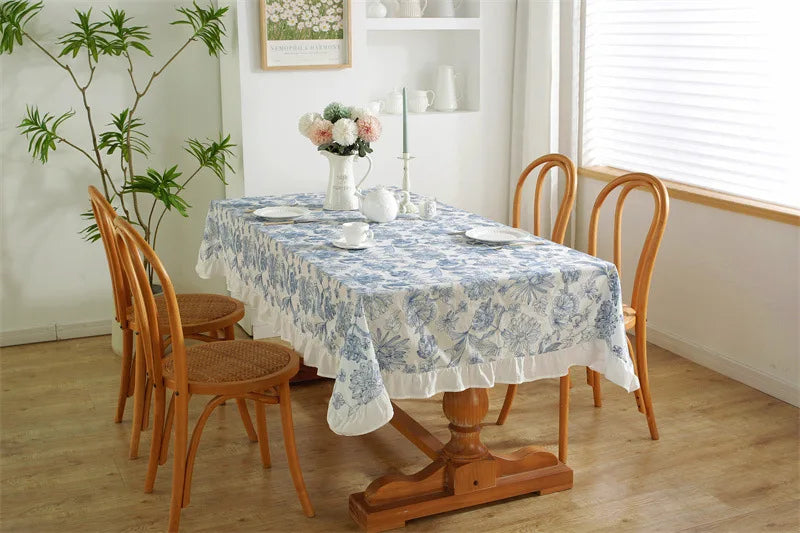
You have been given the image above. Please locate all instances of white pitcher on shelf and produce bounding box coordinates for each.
[396,0,427,17]
[434,65,460,112]
[426,0,463,17]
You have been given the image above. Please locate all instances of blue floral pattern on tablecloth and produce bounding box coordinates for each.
[197,192,639,436]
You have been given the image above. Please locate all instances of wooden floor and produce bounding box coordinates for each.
[1,334,798,532]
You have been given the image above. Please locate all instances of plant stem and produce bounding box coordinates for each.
[151,165,202,251]
[22,30,114,203]
[123,35,197,243]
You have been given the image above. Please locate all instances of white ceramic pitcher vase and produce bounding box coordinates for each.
[322,152,372,211]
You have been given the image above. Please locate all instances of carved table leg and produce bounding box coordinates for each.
[349,388,573,532]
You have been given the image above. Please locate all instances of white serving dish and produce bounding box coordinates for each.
[252,206,310,219]
[465,227,532,244]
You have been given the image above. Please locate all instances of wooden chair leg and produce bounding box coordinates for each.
[223,324,235,340]
[145,387,166,493]
[590,369,603,407]
[167,391,190,533]
[115,328,134,423]
[236,399,258,443]
[141,376,152,430]
[496,384,517,425]
[255,401,271,468]
[160,392,176,465]
[558,374,570,463]
[635,326,659,440]
[129,334,146,459]
[182,395,227,508]
[278,382,314,517]
[627,335,646,414]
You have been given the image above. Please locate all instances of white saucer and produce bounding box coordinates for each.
[253,206,310,219]
[465,226,532,244]
[332,238,377,250]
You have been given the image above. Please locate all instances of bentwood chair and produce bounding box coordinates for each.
[584,173,669,441]
[88,186,251,459]
[495,154,577,459]
[496,173,669,457]
[113,215,314,531]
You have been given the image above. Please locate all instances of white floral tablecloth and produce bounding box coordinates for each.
[197,192,639,436]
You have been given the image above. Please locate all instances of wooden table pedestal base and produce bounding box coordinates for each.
[349,388,573,532]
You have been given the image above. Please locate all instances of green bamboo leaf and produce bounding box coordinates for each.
[57,8,109,61]
[100,8,151,57]
[172,1,228,57]
[184,134,235,183]
[98,108,150,159]
[0,1,42,54]
[17,105,75,163]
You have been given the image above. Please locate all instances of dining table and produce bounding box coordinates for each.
[196,191,640,532]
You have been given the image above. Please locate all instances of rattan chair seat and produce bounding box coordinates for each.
[623,305,636,330]
[162,340,299,395]
[127,293,244,335]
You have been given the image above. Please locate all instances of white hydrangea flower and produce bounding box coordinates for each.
[332,118,358,146]
[349,106,372,122]
[298,112,322,137]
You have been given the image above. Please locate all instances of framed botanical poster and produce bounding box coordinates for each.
[260,0,352,70]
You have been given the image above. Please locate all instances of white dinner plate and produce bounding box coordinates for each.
[465,227,532,244]
[332,238,377,250]
[252,206,310,220]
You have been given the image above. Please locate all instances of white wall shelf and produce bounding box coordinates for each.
[379,110,479,116]
[365,18,480,31]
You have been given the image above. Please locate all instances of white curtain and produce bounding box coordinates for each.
[508,0,581,246]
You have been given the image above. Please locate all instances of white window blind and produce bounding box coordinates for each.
[581,0,799,209]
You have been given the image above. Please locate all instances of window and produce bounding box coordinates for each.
[581,0,799,209]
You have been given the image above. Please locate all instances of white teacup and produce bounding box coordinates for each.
[342,222,373,246]
[366,100,384,115]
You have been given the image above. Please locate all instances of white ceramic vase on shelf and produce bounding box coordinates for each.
[322,151,372,211]
[434,65,460,111]
[397,0,427,17]
[367,0,387,18]
[426,0,462,17]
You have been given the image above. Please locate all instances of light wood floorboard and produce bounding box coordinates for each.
[1,334,797,532]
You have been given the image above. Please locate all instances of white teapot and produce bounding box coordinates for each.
[356,186,399,223]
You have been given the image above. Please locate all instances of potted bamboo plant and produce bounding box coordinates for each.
[0,1,234,282]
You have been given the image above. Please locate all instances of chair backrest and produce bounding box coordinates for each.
[587,173,669,318]
[88,186,130,328]
[512,153,577,244]
[113,215,188,396]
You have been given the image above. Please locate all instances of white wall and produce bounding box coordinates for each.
[0,1,226,345]
[575,177,800,405]
[223,0,515,222]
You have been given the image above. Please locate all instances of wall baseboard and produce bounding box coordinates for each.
[0,325,57,347]
[646,325,800,407]
[56,320,111,341]
[1,320,110,347]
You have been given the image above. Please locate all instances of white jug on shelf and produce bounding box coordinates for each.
[408,89,436,113]
[382,0,400,17]
[433,65,460,112]
[396,0,427,18]
[426,0,463,17]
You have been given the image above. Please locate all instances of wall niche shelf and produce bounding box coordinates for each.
[365,18,480,31]
[365,1,481,113]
